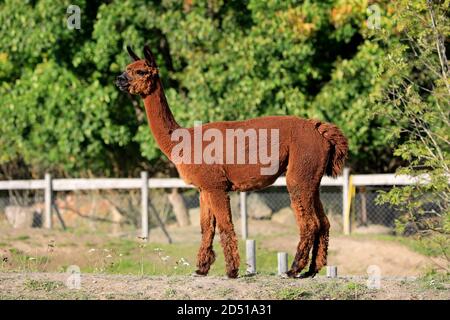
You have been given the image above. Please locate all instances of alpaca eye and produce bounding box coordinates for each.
[136,70,147,76]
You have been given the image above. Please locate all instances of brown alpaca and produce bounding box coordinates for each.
[116,46,348,279]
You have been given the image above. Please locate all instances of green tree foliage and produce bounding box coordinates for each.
[372,0,449,263]
[0,0,137,177]
[0,0,398,177]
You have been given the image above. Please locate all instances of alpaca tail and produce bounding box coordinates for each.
[315,121,349,178]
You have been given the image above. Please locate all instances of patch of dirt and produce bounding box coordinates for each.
[329,237,437,276]
[1,217,448,300]
[262,235,439,276]
[0,218,443,277]
[0,272,448,300]
[353,224,392,235]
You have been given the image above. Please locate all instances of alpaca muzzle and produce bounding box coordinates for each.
[116,72,130,92]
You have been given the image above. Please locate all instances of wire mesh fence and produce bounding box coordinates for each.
[0,183,402,235]
[353,186,396,227]
[0,190,45,229]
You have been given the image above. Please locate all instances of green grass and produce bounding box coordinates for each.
[275,281,372,300]
[3,248,49,272]
[11,235,30,241]
[164,288,177,298]
[24,279,63,292]
[419,269,450,291]
[214,287,235,298]
[8,230,443,279]
[79,238,289,276]
[276,287,312,300]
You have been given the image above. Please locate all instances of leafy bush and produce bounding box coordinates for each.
[371,0,449,268]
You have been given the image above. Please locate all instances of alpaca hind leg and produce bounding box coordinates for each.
[302,234,320,278]
[286,189,319,278]
[195,191,216,275]
[308,196,330,275]
[299,192,329,278]
[208,190,240,278]
[284,139,327,278]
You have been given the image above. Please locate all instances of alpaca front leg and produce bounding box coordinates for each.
[195,191,216,276]
[208,190,240,278]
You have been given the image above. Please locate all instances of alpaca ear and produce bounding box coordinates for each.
[127,45,140,61]
[143,45,157,68]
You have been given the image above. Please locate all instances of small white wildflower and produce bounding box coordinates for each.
[161,255,170,262]
[119,253,123,257]
[106,254,112,258]
[176,258,189,266]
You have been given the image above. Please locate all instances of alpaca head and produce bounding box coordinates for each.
[116,45,159,96]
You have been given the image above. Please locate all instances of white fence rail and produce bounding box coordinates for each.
[0,171,421,236]
[0,173,419,190]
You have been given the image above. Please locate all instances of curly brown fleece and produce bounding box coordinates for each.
[117,46,348,278]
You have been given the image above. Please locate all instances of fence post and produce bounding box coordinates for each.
[326,266,338,278]
[44,173,52,229]
[240,191,248,239]
[277,252,288,275]
[141,171,149,241]
[246,239,256,275]
[342,168,351,235]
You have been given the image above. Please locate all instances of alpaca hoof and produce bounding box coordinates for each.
[244,272,256,277]
[299,271,317,279]
[226,269,239,279]
[286,270,300,278]
[193,269,208,277]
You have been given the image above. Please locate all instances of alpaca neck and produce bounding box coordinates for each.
[142,78,180,159]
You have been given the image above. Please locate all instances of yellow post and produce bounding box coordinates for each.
[343,175,356,235]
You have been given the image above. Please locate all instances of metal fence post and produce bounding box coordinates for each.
[44,173,52,229]
[246,239,256,275]
[342,168,350,235]
[141,171,149,241]
[240,191,248,239]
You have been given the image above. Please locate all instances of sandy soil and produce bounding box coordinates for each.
[156,219,441,276]
[0,272,448,300]
[263,235,439,276]
[0,218,448,300]
[0,218,443,276]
